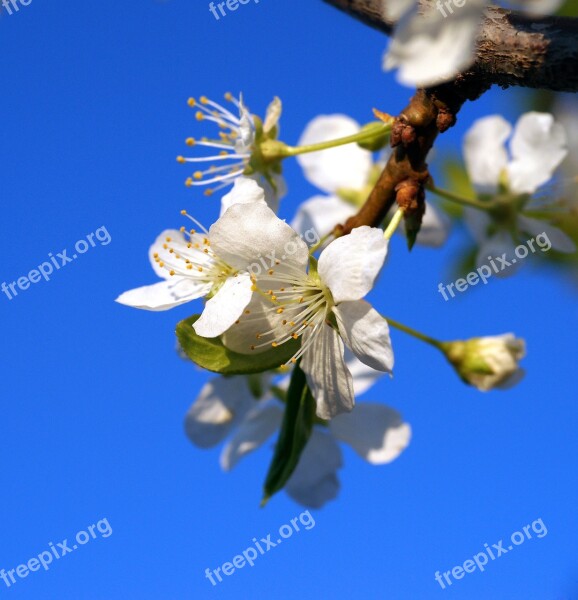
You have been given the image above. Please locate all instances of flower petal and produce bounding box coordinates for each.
[220,399,284,471]
[464,115,512,194]
[219,177,266,217]
[384,1,485,87]
[329,403,411,464]
[510,0,564,16]
[413,202,451,247]
[285,429,343,508]
[297,115,372,192]
[193,273,253,338]
[301,323,355,420]
[517,215,577,254]
[220,293,286,355]
[291,195,357,241]
[115,278,211,311]
[334,300,394,373]
[507,112,567,194]
[475,231,520,278]
[148,229,190,279]
[381,0,414,20]
[318,226,387,303]
[184,376,255,449]
[344,350,385,397]
[263,96,282,134]
[209,203,309,272]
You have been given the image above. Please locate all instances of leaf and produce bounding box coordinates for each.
[176,315,300,375]
[261,362,316,506]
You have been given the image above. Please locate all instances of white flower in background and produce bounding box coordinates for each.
[463,112,575,273]
[441,334,526,391]
[212,202,394,420]
[115,178,280,337]
[185,357,412,508]
[382,0,564,88]
[293,114,450,247]
[177,94,285,211]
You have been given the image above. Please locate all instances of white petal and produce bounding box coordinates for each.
[219,177,266,216]
[184,376,255,448]
[297,115,372,193]
[334,300,394,372]
[254,173,287,214]
[381,0,414,21]
[517,215,576,254]
[318,226,387,303]
[475,231,520,278]
[209,203,309,272]
[115,278,211,311]
[384,1,485,87]
[148,229,190,279]
[463,115,512,194]
[193,273,253,338]
[510,0,564,15]
[220,400,284,471]
[301,324,355,420]
[329,403,411,464]
[263,96,282,134]
[290,195,357,241]
[285,429,343,508]
[507,112,567,194]
[344,350,385,397]
[221,293,287,355]
[411,202,451,247]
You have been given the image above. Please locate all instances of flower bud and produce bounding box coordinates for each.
[441,334,526,391]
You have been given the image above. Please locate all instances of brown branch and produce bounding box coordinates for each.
[325,0,578,236]
[323,0,578,92]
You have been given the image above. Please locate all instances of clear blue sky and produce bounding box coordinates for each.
[1,1,577,598]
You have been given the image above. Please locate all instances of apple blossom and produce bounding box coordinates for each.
[116,178,281,337]
[177,93,286,211]
[209,202,394,419]
[463,112,576,274]
[184,356,411,508]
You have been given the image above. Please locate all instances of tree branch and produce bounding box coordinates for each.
[324,0,578,236]
[323,0,578,92]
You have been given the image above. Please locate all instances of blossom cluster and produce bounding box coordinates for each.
[116,87,575,506]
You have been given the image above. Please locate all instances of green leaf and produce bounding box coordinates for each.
[176,315,300,375]
[261,362,316,506]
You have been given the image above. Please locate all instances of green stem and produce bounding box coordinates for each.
[383,208,404,240]
[384,316,443,349]
[427,184,492,212]
[309,232,334,255]
[282,124,391,157]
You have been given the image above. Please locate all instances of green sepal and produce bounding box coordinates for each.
[176,315,300,375]
[261,361,316,506]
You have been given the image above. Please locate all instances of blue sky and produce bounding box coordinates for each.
[1,1,577,598]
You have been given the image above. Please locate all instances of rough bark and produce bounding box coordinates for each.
[323,0,578,92]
